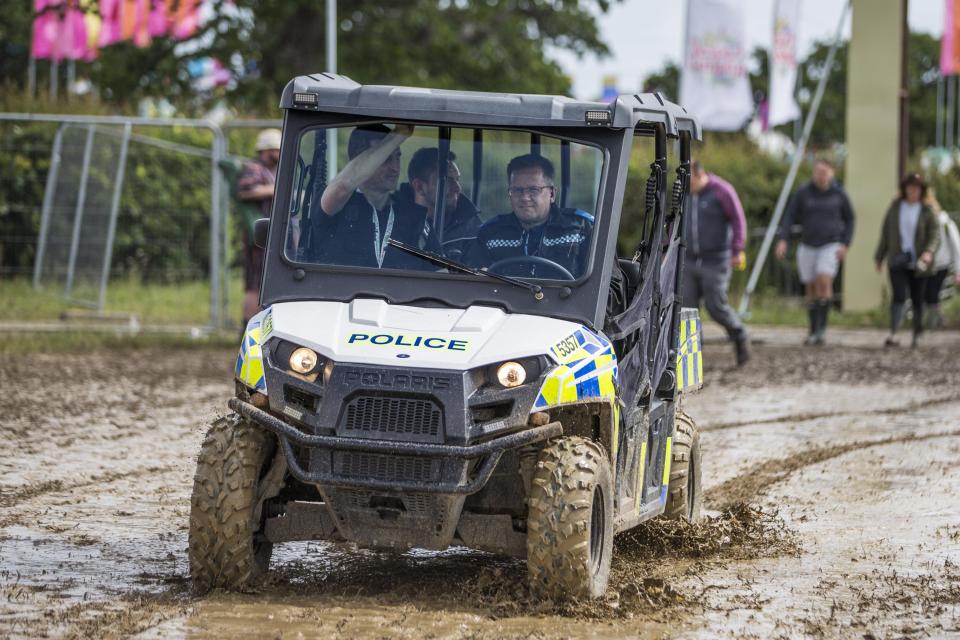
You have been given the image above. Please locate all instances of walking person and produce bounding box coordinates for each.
[775,159,855,345]
[874,173,940,348]
[923,191,960,329]
[682,161,750,366]
[237,128,281,326]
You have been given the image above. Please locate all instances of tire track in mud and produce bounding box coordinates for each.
[707,428,960,509]
[0,465,178,530]
[700,393,960,432]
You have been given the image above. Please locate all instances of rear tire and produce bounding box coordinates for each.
[189,414,275,592]
[526,436,614,599]
[664,409,702,521]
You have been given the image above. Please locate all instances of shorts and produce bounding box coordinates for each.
[796,242,841,284]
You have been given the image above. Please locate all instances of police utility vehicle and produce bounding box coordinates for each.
[189,74,705,598]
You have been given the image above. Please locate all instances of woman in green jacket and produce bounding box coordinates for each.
[874,173,941,348]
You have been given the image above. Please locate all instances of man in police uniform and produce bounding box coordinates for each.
[307,124,437,271]
[464,154,593,278]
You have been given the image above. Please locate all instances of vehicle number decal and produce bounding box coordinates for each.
[551,334,580,360]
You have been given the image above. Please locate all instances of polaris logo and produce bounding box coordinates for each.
[339,371,452,391]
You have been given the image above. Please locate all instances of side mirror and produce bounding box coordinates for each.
[254,218,270,249]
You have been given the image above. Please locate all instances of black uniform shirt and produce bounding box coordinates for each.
[464,205,594,277]
[305,190,436,271]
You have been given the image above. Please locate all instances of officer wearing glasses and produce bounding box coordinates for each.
[464,154,593,279]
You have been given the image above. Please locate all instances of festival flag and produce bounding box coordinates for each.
[34,0,202,63]
[97,0,122,47]
[768,0,802,126]
[172,0,201,40]
[942,0,960,75]
[680,0,754,131]
[120,0,151,48]
[31,0,92,61]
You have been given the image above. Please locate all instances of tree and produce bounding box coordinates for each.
[641,62,679,102]
[4,1,619,112]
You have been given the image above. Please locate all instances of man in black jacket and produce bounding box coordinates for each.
[464,154,593,279]
[775,159,855,345]
[402,147,482,262]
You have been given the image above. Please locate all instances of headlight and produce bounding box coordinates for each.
[289,347,318,374]
[496,361,526,388]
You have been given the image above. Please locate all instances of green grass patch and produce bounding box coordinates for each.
[0,330,237,356]
[739,290,960,329]
[0,277,245,326]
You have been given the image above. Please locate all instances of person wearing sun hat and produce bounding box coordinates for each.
[237,128,282,325]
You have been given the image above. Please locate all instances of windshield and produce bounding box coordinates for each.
[285,123,604,282]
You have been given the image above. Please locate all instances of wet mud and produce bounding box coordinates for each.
[2,332,959,638]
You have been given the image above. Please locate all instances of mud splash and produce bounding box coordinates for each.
[454,504,800,621]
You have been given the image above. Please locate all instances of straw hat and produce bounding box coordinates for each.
[255,128,282,151]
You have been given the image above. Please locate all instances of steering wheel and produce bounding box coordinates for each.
[486,256,575,281]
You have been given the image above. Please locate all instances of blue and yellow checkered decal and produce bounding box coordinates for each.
[235,309,269,393]
[676,309,703,393]
[535,327,618,408]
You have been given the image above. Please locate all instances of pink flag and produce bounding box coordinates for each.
[32,0,91,61]
[172,0,201,40]
[148,0,173,37]
[943,0,960,75]
[98,0,124,47]
[31,0,59,59]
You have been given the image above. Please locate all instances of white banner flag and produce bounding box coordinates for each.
[680,0,754,131]
[769,0,802,126]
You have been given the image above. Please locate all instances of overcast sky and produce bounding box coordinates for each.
[553,0,946,100]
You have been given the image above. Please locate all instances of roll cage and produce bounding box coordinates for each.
[262,74,701,406]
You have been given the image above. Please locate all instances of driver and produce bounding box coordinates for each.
[464,154,593,277]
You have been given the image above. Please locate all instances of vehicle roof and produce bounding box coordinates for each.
[281,73,701,139]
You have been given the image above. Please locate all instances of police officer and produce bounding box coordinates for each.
[464,154,593,278]
[308,124,437,271]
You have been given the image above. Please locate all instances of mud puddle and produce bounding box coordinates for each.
[2,337,960,638]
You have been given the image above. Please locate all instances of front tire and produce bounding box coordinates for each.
[664,410,702,521]
[526,436,614,599]
[189,414,275,592]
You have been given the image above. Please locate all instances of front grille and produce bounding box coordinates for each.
[341,395,442,438]
[334,452,439,483]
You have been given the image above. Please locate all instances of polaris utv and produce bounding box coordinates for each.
[189,74,704,598]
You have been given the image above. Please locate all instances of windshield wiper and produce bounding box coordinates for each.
[387,238,544,300]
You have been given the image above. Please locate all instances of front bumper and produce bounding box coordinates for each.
[229,397,561,495]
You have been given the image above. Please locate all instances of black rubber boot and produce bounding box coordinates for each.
[734,333,751,366]
[814,299,830,345]
[804,304,819,345]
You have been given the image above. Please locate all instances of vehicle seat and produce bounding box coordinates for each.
[617,258,642,304]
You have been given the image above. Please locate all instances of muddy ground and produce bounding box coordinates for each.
[1,327,959,639]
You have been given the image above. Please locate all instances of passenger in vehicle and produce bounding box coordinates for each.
[397,147,481,262]
[308,124,437,270]
[464,154,593,278]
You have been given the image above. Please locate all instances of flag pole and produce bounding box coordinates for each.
[28,57,37,99]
